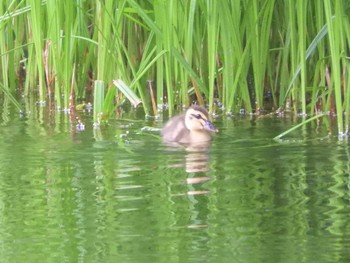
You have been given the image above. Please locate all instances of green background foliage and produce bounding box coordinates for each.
[1,0,350,133]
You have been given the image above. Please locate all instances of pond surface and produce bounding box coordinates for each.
[1,102,350,263]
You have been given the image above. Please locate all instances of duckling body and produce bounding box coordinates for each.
[161,105,218,144]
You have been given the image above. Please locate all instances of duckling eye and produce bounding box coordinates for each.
[191,114,202,119]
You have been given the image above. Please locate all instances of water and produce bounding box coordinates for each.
[1,103,350,263]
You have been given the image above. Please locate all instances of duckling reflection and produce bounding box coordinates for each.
[161,106,216,229]
[161,105,218,173]
[161,105,218,145]
[184,148,210,173]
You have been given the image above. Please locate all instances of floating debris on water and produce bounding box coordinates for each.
[76,120,85,131]
[36,100,46,107]
[85,102,93,112]
[119,131,129,138]
[62,108,70,114]
[141,126,161,132]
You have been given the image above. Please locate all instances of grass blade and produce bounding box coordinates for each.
[113,79,142,107]
[273,114,325,140]
[94,80,105,124]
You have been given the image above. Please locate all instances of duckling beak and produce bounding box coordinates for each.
[203,120,219,133]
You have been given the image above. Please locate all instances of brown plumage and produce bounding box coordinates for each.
[161,105,218,144]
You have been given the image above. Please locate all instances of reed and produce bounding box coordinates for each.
[324,0,345,134]
[0,0,350,135]
[297,0,307,115]
[27,0,45,101]
[0,3,9,89]
[206,0,218,113]
[93,80,105,124]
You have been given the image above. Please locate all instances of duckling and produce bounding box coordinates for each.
[161,105,218,144]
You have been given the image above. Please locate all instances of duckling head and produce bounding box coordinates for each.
[185,106,218,133]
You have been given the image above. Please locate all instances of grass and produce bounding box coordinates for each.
[0,0,350,135]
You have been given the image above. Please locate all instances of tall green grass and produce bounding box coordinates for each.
[324,0,346,134]
[0,1,350,134]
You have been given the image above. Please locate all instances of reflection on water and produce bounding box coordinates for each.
[164,142,212,206]
[185,146,211,173]
[1,103,350,262]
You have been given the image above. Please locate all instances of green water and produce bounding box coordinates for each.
[1,103,350,263]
